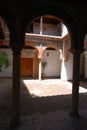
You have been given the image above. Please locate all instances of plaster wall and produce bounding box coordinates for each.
[62,24,68,37]
[61,52,73,80]
[42,50,61,77]
[0,48,85,80]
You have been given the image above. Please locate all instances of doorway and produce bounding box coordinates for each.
[21,58,33,77]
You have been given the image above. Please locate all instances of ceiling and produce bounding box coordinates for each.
[34,15,60,25]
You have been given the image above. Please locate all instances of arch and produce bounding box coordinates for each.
[42,46,62,78]
[24,44,41,58]
[24,5,76,48]
[0,4,13,47]
[42,46,62,60]
[0,4,14,33]
[24,44,39,53]
[21,45,39,78]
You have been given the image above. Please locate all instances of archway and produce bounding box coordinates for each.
[25,14,72,80]
[2,4,84,127]
[21,46,39,79]
[42,47,61,79]
[26,15,69,38]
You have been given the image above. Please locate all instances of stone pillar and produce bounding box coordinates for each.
[61,41,66,80]
[9,23,25,127]
[70,49,84,117]
[40,17,43,35]
[33,50,39,78]
[38,58,42,80]
[10,45,23,127]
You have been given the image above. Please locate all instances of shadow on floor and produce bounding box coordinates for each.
[0,78,87,129]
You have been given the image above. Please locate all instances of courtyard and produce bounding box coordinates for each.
[0,78,87,129]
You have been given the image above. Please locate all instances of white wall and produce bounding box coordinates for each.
[61,52,73,80]
[0,49,13,77]
[42,50,61,77]
[61,24,68,37]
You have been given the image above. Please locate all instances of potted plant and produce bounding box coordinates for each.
[41,61,47,79]
[0,51,10,71]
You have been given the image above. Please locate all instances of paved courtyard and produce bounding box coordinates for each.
[0,78,87,129]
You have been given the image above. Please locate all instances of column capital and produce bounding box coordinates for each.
[38,54,42,59]
[70,48,85,55]
[9,26,25,52]
[38,57,42,60]
[11,44,24,55]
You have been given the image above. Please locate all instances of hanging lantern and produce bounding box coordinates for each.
[47,52,49,56]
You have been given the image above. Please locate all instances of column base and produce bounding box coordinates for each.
[10,119,20,128]
[69,111,80,118]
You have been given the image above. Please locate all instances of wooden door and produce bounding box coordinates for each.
[21,58,33,77]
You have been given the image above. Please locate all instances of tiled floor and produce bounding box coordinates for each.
[0,78,87,129]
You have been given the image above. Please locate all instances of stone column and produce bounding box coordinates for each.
[61,41,66,80]
[9,23,25,126]
[40,17,43,35]
[70,49,84,117]
[38,58,42,80]
[10,45,23,127]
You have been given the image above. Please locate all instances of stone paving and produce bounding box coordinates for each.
[0,78,87,129]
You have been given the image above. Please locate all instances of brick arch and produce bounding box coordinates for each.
[24,44,39,52]
[42,46,62,60]
[24,44,43,59]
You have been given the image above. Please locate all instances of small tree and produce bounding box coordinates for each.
[0,51,10,71]
[41,61,47,74]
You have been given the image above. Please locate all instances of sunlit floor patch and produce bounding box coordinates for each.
[22,79,87,97]
[31,89,43,96]
[65,81,87,93]
[79,86,87,93]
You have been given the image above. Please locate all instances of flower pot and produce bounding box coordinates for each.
[41,73,45,79]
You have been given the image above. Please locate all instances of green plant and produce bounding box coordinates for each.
[0,51,10,71]
[41,61,47,74]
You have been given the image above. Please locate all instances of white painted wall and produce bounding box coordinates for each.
[61,24,68,37]
[61,52,73,80]
[42,50,61,77]
[0,49,13,77]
